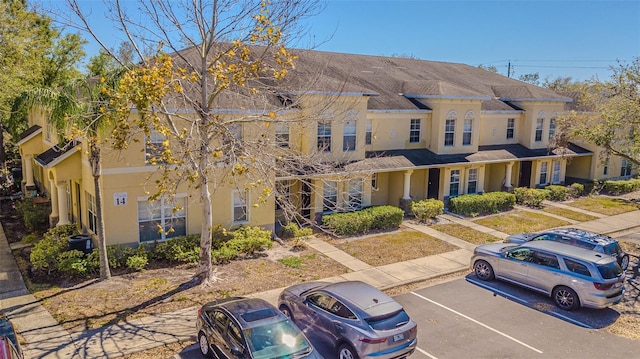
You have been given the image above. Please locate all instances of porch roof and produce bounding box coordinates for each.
[34,141,79,168]
[16,125,42,146]
[360,143,592,171]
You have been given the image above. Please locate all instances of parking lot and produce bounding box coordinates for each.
[396,276,637,358]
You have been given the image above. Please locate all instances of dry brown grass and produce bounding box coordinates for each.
[566,197,640,215]
[541,206,599,222]
[430,223,500,244]
[331,229,457,266]
[473,210,571,235]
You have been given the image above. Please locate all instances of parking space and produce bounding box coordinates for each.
[395,277,636,358]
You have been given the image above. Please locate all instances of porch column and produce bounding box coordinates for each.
[403,170,413,200]
[56,181,70,226]
[504,162,514,189]
[24,155,35,189]
[49,178,59,219]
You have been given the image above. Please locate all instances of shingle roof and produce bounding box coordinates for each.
[34,141,79,167]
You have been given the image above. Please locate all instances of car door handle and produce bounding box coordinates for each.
[334,323,344,331]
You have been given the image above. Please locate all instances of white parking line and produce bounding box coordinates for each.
[416,347,438,359]
[410,292,543,354]
[466,277,595,329]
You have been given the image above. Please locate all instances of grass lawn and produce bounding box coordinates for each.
[430,223,500,245]
[565,197,639,215]
[473,210,571,235]
[541,206,599,222]
[335,230,457,266]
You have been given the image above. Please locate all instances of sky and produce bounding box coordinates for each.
[41,0,640,82]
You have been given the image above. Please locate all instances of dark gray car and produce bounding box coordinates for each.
[278,280,417,359]
[505,227,630,270]
[196,297,320,358]
[472,240,625,310]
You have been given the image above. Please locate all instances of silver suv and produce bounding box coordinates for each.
[471,240,625,310]
[505,228,630,270]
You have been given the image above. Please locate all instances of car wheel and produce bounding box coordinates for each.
[198,331,213,358]
[621,254,630,271]
[553,286,580,311]
[279,305,294,320]
[474,260,495,281]
[338,343,359,359]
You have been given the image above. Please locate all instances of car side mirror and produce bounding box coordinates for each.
[231,346,245,358]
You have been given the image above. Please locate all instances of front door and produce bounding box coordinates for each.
[519,161,532,187]
[427,168,440,199]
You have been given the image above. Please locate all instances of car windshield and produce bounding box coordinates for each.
[245,320,312,359]
[597,262,623,279]
[365,309,410,330]
[602,242,621,255]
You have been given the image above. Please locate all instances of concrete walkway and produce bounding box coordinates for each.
[1,206,640,358]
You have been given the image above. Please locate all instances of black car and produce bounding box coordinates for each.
[505,227,630,270]
[196,297,321,359]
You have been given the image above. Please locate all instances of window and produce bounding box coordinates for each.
[530,251,560,269]
[409,119,421,143]
[539,161,548,185]
[467,168,478,194]
[552,160,561,184]
[347,179,362,210]
[449,169,460,197]
[317,121,331,152]
[138,197,187,242]
[233,190,248,222]
[549,118,556,140]
[603,159,609,175]
[371,173,378,190]
[564,258,592,277]
[145,130,167,164]
[535,118,544,142]
[445,119,455,146]
[463,119,472,145]
[275,123,289,148]
[275,180,291,210]
[343,121,356,151]
[86,192,97,233]
[621,159,632,177]
[365,120,372,145]
[45,121,52,142]
[506,118,515,139]
[323,181,337,212]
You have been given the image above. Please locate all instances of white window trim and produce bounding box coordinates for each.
[137,194,188,242]
[232,190,249,223]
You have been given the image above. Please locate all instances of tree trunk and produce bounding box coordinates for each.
[195,176,214,286]
[91,143,111,280]
[0,119,8,186]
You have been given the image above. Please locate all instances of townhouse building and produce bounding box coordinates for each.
[15,49,636,247]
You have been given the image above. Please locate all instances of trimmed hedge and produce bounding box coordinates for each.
[545,185,569,201]
[568,183,584,197]
[448,192,515,216]
[514,187,548,207]
[603,178,640,195]
[411,199,444,223]
[322,205,404,236]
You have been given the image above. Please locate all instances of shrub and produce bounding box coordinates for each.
[322,206,404,236]
[514,187,548,208]
[126,255,148,271]
[156,234,200,264]
[411,199,444,223]
[227,226,273,257]
[568,183,584,197]
[545,185,569,201]
[280,222,313,239]
[107,244,137,269]
[56,250,89,277]
[603,178,640,195]
[213,245,240,264]
[448,192,515,216]
[16,198,51,233]
[30,225,79,274]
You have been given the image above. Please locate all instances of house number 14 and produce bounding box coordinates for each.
[113,192,128,206]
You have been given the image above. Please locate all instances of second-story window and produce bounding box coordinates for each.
[449,169,460,196]
[445,119,455,146]
[506,118,515,139]
[146,130,167,165]
[467,168,478,194]
[463,119,472,145]
[621,159,632,177]
[603,158,609,175]
[409,119,421,143]
[343,121,356,151]
[323,181,337,212]
[275,123,289,148]
[317,121,331,152]
[549,118,556,140]
[365,120,372,145]
[539,161,548,185]
[535,118,544,142]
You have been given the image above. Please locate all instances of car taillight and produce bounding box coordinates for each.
[409,326,417,334]
[197,308,202,316]
[593,282,614,290]
[359,337,387,344]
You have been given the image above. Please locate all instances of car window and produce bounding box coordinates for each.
[213,311,228,331]
[563,258,592,277]
[573,240,596,250]
[328,300,356,319]
[554,236,575,245]
[534,234,557,241]
[366,309,410,330]
[597,262,623,279]
[603,242,622,255]
[529,251,560,269]
[507,248,532,262]
[306,293,333,311]
[228,320,244,347]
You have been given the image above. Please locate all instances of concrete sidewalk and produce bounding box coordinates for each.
[1,207,640,358]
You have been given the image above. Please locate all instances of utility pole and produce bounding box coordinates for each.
[507,60,512,78]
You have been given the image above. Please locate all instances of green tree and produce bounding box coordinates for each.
[518,72,540,86]
[560,59,640,166]
[477,64,499,74]
[67,0,323,286]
